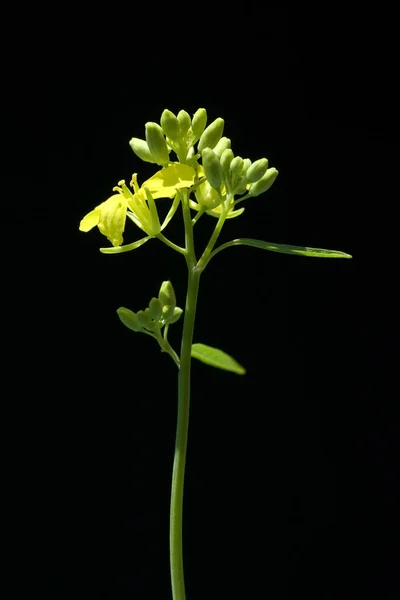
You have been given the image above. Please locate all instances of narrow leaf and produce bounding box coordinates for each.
[100,236,151,254]
[224,238,352,258]
[191,343,246,375]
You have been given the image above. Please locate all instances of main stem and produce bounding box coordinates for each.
[170,191,200,600]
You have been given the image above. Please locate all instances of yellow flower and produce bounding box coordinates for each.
[79,164,196,249]
[79,194,125,246]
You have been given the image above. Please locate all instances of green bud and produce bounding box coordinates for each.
[160,109,180,140]
[149,297,162,321]
[229,156,244,178]
[177,110,192,135]
[220,148,234,172]
[162,305,174,322]
[213,137,231,158]
[229,156,245,192]
[202,148,224,190]
[136,309,151,329]
[241,158,252,174]
[246,158,269,183]
[198,118,224,153]
[236,176,249,194]
[117,307,141,332]
[145,122,170,165]
[248,168,279,197]
[129,138,157,164]
[159,281,176,313]
[191,108,207,138]
[168,306,183,324]
[195,180,223,210]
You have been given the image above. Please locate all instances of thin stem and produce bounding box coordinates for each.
[170,189,200,600]
[196,201,229,271]
[197,238,244,270]
[191,206,205,225]
[157,233,186,255]
[233,191,251,205]
[181,189,196,261]
[159,323,180,368]
[156,328,181,368]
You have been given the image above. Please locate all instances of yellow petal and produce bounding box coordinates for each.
[144,163,196,199]
[97,194,128,247]
[79,208,101,232]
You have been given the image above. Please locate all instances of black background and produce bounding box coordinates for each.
[4,6,398,599]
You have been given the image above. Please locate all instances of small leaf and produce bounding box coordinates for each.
[100,236,151,254]
[226,238,352,258]
[191,343,246,375]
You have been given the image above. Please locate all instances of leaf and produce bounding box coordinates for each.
[100,236,151,254]
[223,238,352,258]
[191,343,246,375]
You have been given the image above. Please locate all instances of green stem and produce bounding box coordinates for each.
[157,233,186,255]
[233,191,251,205]
[155,326,181,368]
[197,238,243,270]
[196,202,229,271]
[170,189,200,600]
[191,206,205,225]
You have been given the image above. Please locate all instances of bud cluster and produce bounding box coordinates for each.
[201,139,278,198]
[130,108,209,165]
[117,281,183,334]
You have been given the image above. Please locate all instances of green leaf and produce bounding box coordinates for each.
[191,343,246,375]
[100,236,151,254]
[223,238,352,258]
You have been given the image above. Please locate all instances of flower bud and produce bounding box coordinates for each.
[202,148,224,190]
[220,148,234,172]
[236,176,249,194]
[195,181,223,210]
[213,137,231,158]
[177,110,192,135]
[129,138,157,163]
[159,281,176,313]
[248,168,279,197]
[245,158,269,183]
[241,158,252,174]
[229,156,245,192]
[145,122,170,166]
[161,109,180,140]
[117,307,141,332]
[191,108,207,138]
[229,156,244,180]
[162,305,174,322]
[198,118,224,153]
[149,297,162,321]
[168,306,183,324]
[136,309,151,329]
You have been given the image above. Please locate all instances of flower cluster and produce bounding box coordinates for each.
[79,108,278,252]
